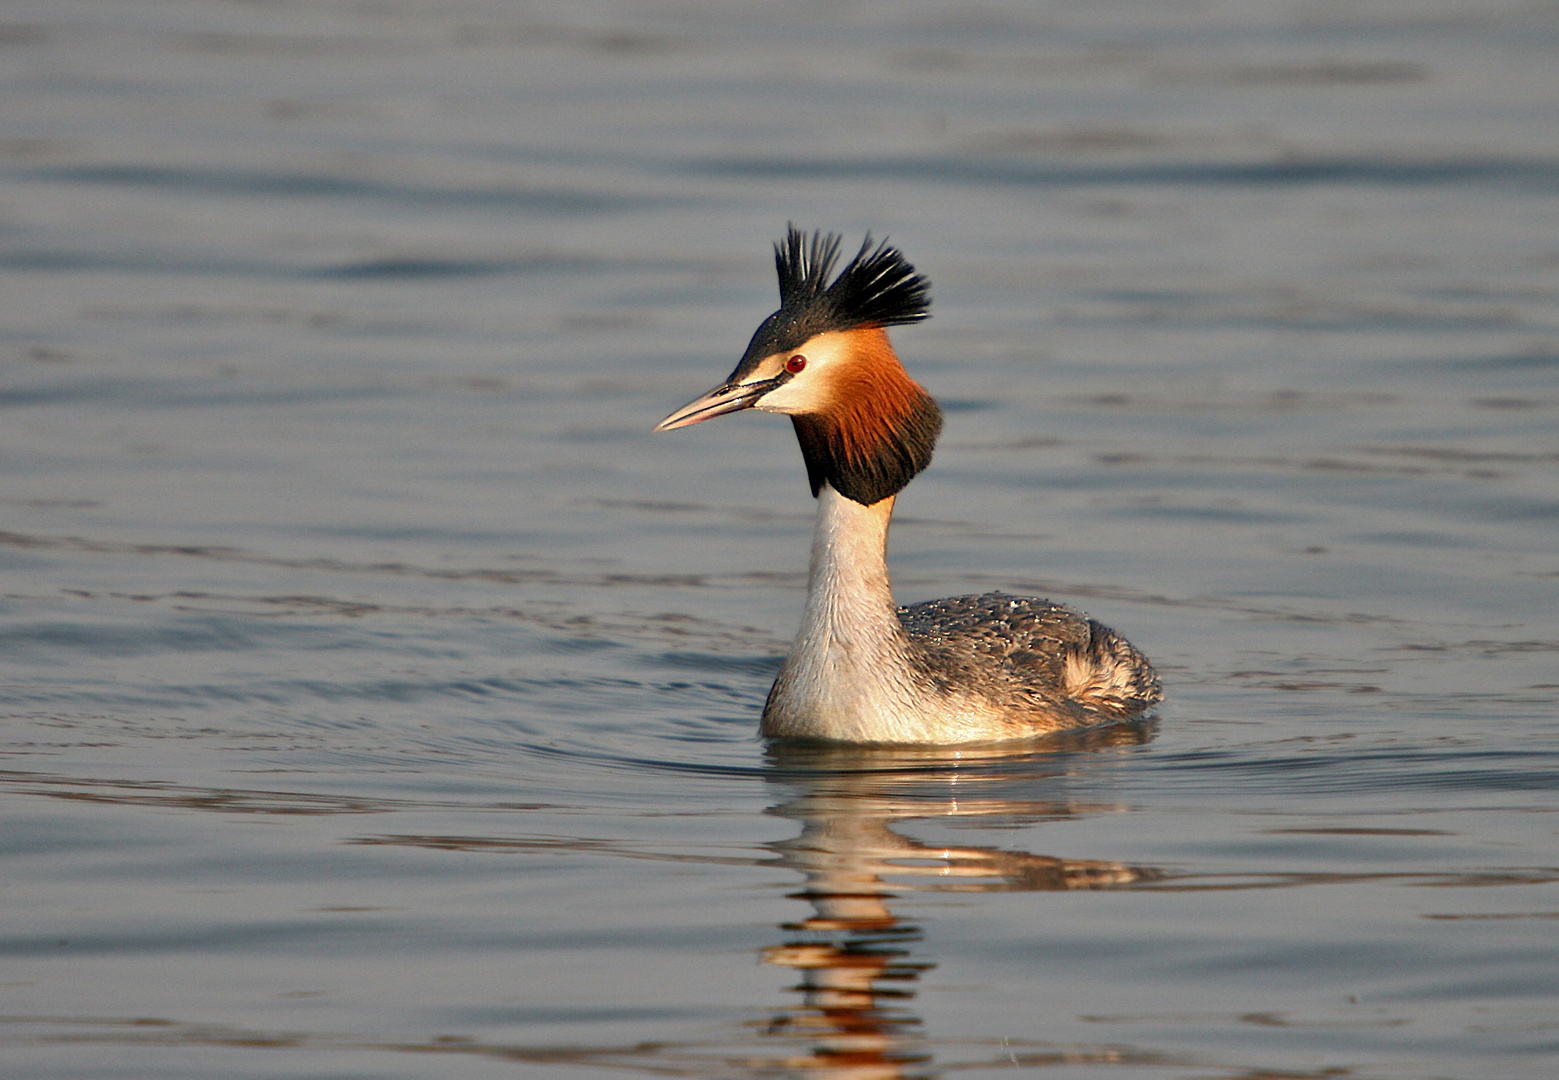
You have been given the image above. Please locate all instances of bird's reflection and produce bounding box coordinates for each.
[759,723,1158,1078]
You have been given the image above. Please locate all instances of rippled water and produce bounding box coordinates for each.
[3,3,1557,1078]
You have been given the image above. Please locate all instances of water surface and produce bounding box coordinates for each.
[2,3,1556,1078]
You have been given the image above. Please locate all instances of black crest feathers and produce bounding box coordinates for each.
[774,225,931,333]
[732,226,932,374]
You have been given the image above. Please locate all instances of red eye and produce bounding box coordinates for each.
[785,354,807,373]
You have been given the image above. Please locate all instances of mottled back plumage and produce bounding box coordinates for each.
[898,592,1162,727]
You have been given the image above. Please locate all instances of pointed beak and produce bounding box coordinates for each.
[654,376,780,432]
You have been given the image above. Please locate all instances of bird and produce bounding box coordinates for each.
[655,226,1161,743]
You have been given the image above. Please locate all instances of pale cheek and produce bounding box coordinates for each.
[755,375,831,415]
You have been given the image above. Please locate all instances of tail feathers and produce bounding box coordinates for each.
[1062,620,1162,718]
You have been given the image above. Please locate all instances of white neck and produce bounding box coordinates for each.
[761,484,938,741]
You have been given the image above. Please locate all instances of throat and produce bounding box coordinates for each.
[761,485,928,741]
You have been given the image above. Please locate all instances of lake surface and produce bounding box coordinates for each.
[2,2,1556,1077]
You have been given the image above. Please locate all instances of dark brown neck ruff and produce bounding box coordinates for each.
[791,329,943,506]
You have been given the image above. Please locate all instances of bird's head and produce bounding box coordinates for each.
[656,226,942,506]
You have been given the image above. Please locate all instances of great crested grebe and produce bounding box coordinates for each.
[656,227,1161,743]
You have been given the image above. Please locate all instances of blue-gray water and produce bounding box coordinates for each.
[2,3,1557,1078]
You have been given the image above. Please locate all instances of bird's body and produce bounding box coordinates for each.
[759,484,1158,743]
[657,227,1160,743]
